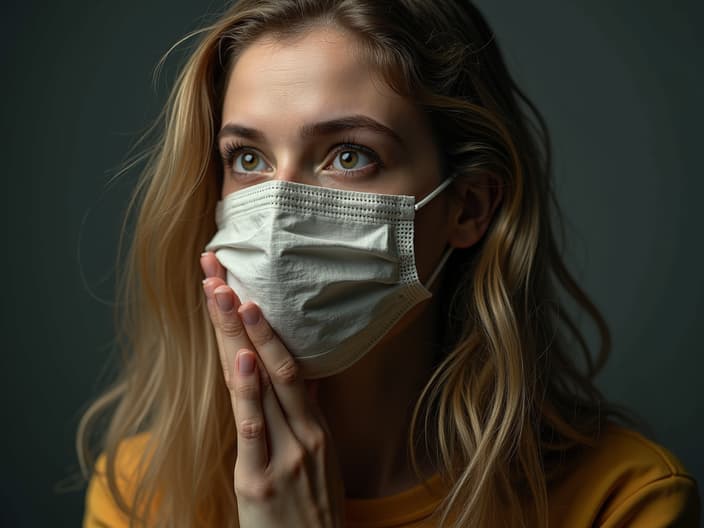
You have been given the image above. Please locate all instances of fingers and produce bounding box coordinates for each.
[200,251,316,464]
[200,253,342,520]
[200,251,226,281]
[200,255,296,461]
[204,277,246,385]
[233,348,269,472]
[201,252,233,383]
[200,281,227,378]
[238,302,320,445]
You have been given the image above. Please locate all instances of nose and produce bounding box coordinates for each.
[274,167,303,183]
[271,157,318,187]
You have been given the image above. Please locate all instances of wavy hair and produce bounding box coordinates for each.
[76,1,637,526]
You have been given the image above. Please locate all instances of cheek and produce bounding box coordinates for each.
[221,176,238,199]
[375,202,452,346]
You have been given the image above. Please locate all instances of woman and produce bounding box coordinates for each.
[78,1,700,526]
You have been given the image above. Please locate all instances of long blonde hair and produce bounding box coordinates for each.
[77,1,637,526]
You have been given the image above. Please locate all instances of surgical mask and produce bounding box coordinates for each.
[204,176,455,379]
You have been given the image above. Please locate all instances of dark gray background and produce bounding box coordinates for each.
[2,1,702,525]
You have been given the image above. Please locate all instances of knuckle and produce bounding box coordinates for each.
[236,382,259,400]
[220,317,245,338]
[250,325,275,347]
[238,418,265,440]
[235,476,274,501]
[285,447,307,477]
[306,430,326,453]
[273,357,300,385]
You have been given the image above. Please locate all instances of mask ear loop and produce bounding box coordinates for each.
[414,174,457,211]
[424,245,454,290]
[414,173,458,290]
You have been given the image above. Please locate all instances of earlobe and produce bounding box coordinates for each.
[447,174,503,249]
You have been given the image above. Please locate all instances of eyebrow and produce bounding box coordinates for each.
[216,114,406,149]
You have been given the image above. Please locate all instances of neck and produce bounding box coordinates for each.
[316,294,444,499]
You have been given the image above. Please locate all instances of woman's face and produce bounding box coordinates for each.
[217,24,453,288]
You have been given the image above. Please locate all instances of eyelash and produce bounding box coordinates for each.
[220,140,246,168]
[219,136,382,178]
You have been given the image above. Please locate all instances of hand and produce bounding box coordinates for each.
[200,251,345,527]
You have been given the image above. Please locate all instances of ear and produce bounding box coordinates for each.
[447,173,503,249]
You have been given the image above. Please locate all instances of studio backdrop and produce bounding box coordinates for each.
[1,0,701,525]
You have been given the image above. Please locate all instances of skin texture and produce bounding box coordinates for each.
[200,26,501,525]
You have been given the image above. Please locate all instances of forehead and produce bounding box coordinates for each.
[221,26,418,132]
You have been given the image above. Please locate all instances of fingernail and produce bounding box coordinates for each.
[238,351,255,375]
[201,278,216,298]
[214,287,234,312]
[200,252,219,278]
[240,304,260,326]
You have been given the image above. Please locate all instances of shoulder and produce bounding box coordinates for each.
[548,422,701,527]
[83,432,153,528]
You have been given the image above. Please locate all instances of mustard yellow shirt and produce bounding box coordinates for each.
[83,423,700,527]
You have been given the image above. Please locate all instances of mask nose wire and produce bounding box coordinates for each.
[414,174,456,211]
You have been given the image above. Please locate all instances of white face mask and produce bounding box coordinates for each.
[204,176,455,379]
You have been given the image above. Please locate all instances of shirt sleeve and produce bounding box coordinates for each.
[599,474,701,528]
[82,454,129,528]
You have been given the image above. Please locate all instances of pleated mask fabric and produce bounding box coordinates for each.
[204,177,454,379]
